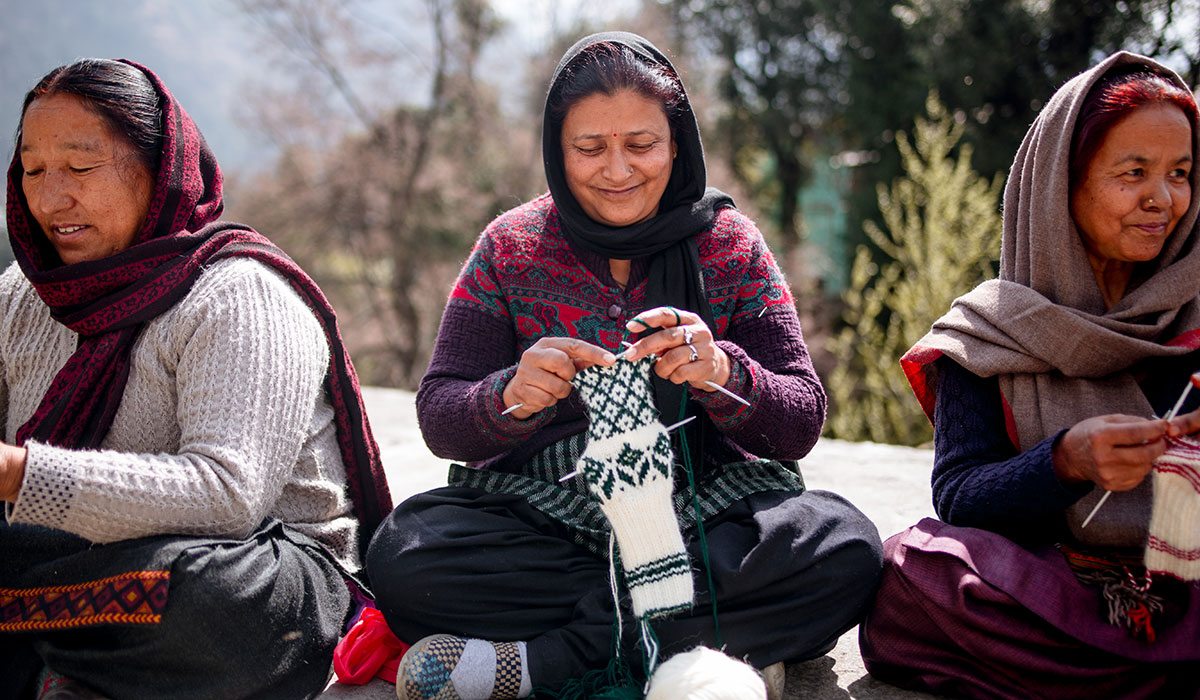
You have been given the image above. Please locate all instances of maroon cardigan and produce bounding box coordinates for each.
[416,194,825,473]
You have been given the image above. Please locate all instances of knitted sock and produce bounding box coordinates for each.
[396,635,531,700]
[1145,435,1200,581]
[574,357,694,619]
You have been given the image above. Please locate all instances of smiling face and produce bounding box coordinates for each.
[561,89,675,227]
[19,92,153,265]
[1070,103,1193,270]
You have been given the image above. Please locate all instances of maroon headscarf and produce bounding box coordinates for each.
[5,60,392,559]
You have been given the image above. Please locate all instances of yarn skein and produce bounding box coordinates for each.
[645,647,767,700]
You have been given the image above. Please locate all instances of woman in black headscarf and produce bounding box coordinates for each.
[367,32,882,699]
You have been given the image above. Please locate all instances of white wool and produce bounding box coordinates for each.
[645,647,766,700]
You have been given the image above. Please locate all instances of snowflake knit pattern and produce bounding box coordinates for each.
[574,357,694,620]
[1145,434,1200,580]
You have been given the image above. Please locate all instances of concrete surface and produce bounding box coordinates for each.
[323,388,941,699]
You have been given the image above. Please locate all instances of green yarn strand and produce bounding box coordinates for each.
[677,392,724,648]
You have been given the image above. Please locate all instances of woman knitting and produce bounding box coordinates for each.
[367,31,883,700]
[0,59,391,698]
[860,53,1200,698]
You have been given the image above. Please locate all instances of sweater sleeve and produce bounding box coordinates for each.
[8,262,331,543]
[687,222,826,460]
[931,356,1090,541]
[416,236,556,461]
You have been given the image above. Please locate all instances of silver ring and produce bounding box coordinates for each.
[683,329,694,345]
[687,343,699,362]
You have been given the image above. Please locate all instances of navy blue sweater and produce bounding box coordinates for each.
[931,353,1200,543]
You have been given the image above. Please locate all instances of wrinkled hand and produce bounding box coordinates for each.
[1052,415,1169,491]
[622,306,730,391]
[1166,406,1200,438]
[501,338,616,420]
[0,442,27,502]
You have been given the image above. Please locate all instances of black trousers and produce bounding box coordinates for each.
[367,487,883,690]
[0,520,350,700]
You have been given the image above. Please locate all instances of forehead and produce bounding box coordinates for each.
[20,93,118,155]
[561,90,669,135]
[1097,103,1193,156]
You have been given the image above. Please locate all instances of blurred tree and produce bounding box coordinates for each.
[671,0,846,256]
[826,93,1001,445]
[230,0,536,386]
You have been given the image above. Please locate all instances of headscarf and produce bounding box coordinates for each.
[542,31,733,423]
[6,59,392,560]
[902,52,1200,547]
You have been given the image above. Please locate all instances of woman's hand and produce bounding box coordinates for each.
[502,338,616,420]
[0,442,28,502]
[622,306,731,391]
[1052,415,1169,491]
[1167,406,1200,437]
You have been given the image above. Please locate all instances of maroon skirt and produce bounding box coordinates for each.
[859,518,1200,699]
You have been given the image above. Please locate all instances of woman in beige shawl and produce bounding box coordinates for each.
[859,53,1200,698]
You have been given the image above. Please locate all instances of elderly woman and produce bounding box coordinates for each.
[859,53,1200,698]
[0,59,391,698]
[366,32,882,699]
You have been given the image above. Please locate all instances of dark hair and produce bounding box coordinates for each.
[548,42,687,134]
[1070,67,1198,189]
[16,58,163,173]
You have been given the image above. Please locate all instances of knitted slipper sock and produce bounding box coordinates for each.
[396,634,531,700]
[1145,435,1200,580]
[574,357,694,620]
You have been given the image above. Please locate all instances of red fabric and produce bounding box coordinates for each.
[333,608,409,685]
[5,60,392,556]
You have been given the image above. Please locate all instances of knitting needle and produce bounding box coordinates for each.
[557,416,698,482]
[1082,372,1200,528]
[758,306,768,318]
[501,403,523,416]
[623,338,750,406]
[705,380,752,407]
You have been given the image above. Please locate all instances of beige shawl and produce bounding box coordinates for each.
[907,52,1200,547]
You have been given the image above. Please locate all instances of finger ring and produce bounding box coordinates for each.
[668,307,681,325]
[687,343,699,362]
[683,329,694,345]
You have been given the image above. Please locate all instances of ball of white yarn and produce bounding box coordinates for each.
[645,647,767,700]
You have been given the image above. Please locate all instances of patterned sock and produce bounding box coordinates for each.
[574,357,694,619]
[1145,435,1200,581]
[396,635,531,700]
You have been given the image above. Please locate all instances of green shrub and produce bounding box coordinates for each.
[826,93,1002,445]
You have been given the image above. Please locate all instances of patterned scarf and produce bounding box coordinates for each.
[5,59,391,559]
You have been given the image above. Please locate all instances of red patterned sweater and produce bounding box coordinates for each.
[416,194,825,472]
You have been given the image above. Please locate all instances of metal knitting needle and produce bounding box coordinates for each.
[758,306,768,318]
[705,380,752,407]
[501,403,524,416]
[557,416,698,482]
[1082,372,1200,528]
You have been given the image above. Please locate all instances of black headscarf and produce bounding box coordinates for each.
[543,31,734,423]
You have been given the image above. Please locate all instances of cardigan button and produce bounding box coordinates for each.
[606,304,622,320]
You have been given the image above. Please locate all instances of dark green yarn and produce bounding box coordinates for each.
[677,391,725,649]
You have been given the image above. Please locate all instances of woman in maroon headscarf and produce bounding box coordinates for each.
[0,59,390,699]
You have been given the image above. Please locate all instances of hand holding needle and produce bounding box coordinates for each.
[1082,371,1200,528]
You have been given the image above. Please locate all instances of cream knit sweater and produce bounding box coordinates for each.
[0,259,359,571]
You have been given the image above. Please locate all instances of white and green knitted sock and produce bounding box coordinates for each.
[574,357,694,619]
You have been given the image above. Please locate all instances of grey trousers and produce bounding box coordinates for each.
[0,520,350,700]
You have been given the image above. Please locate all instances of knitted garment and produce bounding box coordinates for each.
[418,194,826,471]
[574,358,693,619]
[0,260,361,572]
[1146,435,1200,580]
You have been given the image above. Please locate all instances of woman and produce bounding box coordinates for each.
[860,53,1200,698]
[0,59,391,698]
[366,31,882,699]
